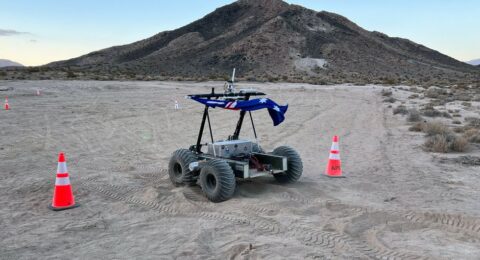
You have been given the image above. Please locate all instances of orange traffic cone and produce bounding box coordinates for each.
[325,135,344,178]
[49,152,78,211]
[4,97,9,110]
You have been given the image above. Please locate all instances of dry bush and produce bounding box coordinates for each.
[463,129,480,143]
[425,86,447,98]
[451,136,469,152]
[422,107,451,118]
[381,89,392,97]
[409,122,425,132]
[409,86,422,93]
[423,121,451,136]
[461,102,472,107]
[424,133,468,153]
[384,97,396,103]
[407,109,422,122]
[408,94,419,99]
[393,105,408,115]
[452,120,462,124]
[465,117,480,128]
[424,134,449,153]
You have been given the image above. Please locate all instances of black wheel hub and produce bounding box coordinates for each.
[173,162,183,178]
[205,173,217,190]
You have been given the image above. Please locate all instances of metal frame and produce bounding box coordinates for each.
[198,153,287,179]
[188,87,288,179]
[190,88,265,153]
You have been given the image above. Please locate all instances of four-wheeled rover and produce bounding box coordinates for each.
[168,70,303,202]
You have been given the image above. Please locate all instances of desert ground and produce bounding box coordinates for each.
[1,80,479,259]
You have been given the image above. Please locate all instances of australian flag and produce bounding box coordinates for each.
[190,96,288,126]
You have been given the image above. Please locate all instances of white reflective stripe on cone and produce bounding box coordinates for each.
[330,142,339,151]
[55,177,71,186]
[57,162,68,174]
[329,153,340,160]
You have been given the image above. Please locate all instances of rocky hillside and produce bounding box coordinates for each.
[3,0,479,84]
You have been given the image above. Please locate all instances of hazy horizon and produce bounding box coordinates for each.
[1,0,479,66]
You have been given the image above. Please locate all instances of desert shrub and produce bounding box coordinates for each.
[463,129,480,143]
[0,71,6,77]
[424,133,468,153]
[423,121,451,136]
[442,112,452,118]
[383,78,397,85]
[425,86,447,98]
[422,108,441,117]
[452,113,462,117]
[452,90,473,101]
[450,136,469,152]
[27,67,40,73]
[409,86,421,93]
[384,97,396,103]
[424,134,449,152]
[452,120,462,124]
[408,94,419,99]
[407,109,422,122]
[409,122,425,132]
[381,89,393,96]
[421,107,451,118]
[465,117,480,128]
[393,105,408,115]
[267,76,278,82]
[461,102,472,107]
[66,71,76,78]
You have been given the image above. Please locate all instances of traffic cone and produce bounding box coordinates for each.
[49,152,78,211]
[4,97,9,110]
[325,135,344,178]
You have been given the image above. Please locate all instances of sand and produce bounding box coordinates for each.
[1,80,479,259]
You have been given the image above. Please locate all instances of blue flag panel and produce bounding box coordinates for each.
[190,96,288,126]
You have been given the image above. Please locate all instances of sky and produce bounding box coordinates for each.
[1,0,479,66]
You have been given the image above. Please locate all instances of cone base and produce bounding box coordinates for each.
[323,173,345,178]
[48,203,79,211]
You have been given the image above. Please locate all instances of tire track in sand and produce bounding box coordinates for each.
[78,178,379,257]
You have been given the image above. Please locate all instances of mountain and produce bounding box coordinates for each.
[40,0,479,83]
[466,59,480,66]
[0,59,23,68]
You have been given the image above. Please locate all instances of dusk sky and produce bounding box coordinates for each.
[1,0,478,66]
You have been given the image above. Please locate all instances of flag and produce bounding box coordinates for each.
[190,97,288,126]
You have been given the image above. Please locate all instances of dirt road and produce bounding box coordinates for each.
[1,81,479,259]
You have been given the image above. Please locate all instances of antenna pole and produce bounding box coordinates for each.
[231,68,236,82]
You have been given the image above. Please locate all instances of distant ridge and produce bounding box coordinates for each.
[3,0,480,84]
[466,59,480,66]
[0,59,23,68]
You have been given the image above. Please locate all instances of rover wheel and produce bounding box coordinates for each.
[168,149,198,186]
[272,146,303,183]
[199,159,236,202]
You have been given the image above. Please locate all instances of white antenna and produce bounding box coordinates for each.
[231,68,236,83]
[224,68,237,94]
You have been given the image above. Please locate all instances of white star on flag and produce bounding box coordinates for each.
[273,105,280,112]
[259,98,268,103]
